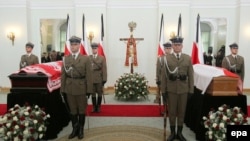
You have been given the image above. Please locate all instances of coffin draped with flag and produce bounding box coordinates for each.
[194,64,240,95]
[8,61,70,140]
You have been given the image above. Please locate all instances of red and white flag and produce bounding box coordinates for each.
[98,14,106,58]
[191,14,204,64]
[64,14,71,56]
[157,14,165,57]
[80,14,89,55]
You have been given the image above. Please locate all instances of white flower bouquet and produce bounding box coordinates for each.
[114,73,149,101]
[203,104,248,141]
[0,103,50,141]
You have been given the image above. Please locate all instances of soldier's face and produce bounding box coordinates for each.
[92,48,98,54]
[25,46,33,53]
[164,48,172,54]
[231,47,238,55]
[70,43,80,53]
[172,43,183,53]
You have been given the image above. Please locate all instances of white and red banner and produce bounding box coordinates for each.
[191,14,204,65]
[98,14,106,58]
[17,61,62,92]
[157,14,165,57]
[80,14,89,55]
[64,15,71,56]
[64,14,86,56]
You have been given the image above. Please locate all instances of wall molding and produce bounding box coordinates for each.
[0,0,26,8]
[190,0,240,9]
[158,0,190,7]
[0,0,249,9]
[107,0,158,9]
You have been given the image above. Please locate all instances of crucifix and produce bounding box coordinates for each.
[119,21,144,73]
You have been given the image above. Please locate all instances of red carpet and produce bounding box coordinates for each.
[0,104,7,115]
[1,104,250,117]
[87,105,164,117]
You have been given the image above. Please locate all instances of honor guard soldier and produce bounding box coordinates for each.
[162,36,194,141]
[90,42,107,113]
[155,42,172,108]
[222,43,245,82]
[19,42,39,69]
[60,36,93,139]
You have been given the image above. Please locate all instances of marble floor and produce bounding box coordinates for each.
[0,93,249,141]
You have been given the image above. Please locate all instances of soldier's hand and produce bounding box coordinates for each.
[86,93,91,98]
[156,81,161,85]
[102,81,106,86]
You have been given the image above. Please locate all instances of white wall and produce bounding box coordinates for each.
[0,4,28,87]
[1,0,250,90]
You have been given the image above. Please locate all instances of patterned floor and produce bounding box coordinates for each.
[57,125,168,141]
[1,93,249,141]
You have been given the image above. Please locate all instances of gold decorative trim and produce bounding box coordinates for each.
[0,87,10,94]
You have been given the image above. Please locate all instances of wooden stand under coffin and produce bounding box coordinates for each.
[206,76,238,96]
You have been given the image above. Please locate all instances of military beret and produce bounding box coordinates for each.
[229,43,238,48]
[25,42,34,48]
[170,36,184,44]
[69,36,81,43]
[163,42,172,48]
[91,42,99,48]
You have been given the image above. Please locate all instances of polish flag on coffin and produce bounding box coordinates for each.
[193,64,242,94]
[16,61,63,92]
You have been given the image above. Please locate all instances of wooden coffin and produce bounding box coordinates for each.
[206,76,238,96]
[8,72,48,94]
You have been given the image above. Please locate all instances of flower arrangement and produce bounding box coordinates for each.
[203,104,249,141]
[0,103,50,141]
[114,73,149,101]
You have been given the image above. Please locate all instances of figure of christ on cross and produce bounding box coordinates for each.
[120,35,144,73]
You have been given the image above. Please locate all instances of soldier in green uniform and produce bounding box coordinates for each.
[89,42,107,113]
[222,43,245,82]
[19,42,39,69]
[162,36,194,141]
[155,42,172,110]
[60,36,93,139]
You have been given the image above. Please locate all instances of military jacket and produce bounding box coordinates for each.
[222,55,244,81]
[20,54,39,69]
[89,55,107,84]
[156,55,168,93]
[61,54,93,95]
[163,53,194,94]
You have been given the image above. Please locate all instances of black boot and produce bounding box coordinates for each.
[91,97,97,112]
[68,114,79,139]
[177,126,186,141]
[96,96,102,113]
[167,126,176,141]
[78,114,85,139]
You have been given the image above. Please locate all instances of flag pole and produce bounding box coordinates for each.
[158,14,163,116]
[177,13,182,37]
[196,14,200,43]
[101,13,106,104]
